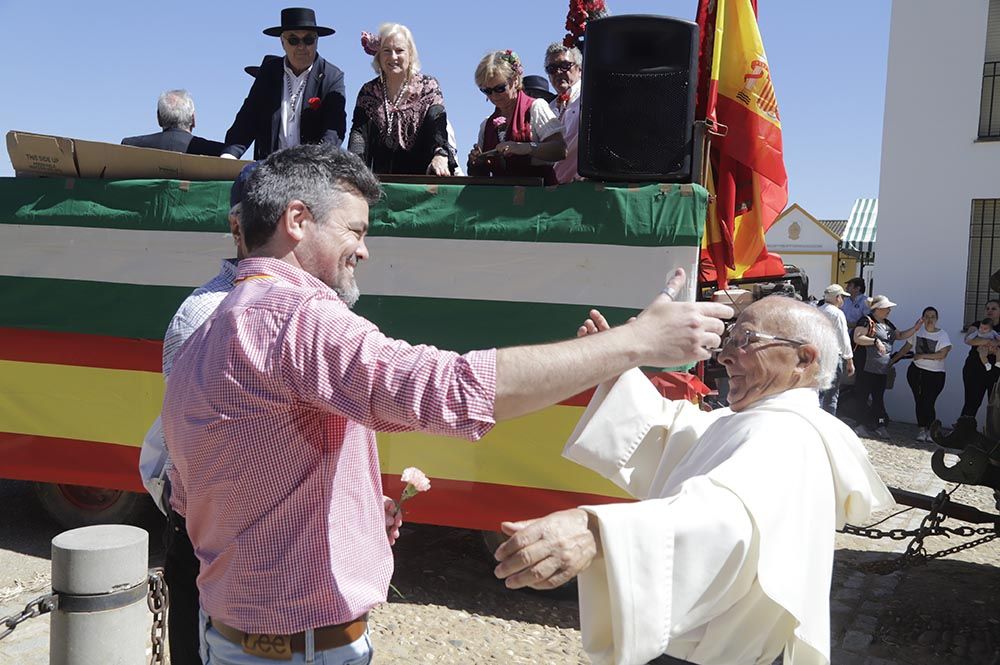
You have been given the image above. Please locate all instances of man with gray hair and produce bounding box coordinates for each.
[122,89,225,156]
[495,297,892,665]
[163,144,732,663]
[545,42,583,183]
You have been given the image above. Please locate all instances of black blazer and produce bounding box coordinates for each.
[121,128,225,157]
[223,54,346,159]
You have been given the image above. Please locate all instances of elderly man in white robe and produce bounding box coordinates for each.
[494,296,893,665]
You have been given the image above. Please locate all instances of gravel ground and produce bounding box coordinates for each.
[1,419,998,664]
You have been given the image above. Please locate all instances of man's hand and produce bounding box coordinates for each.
[384,496,403,546]
[493,509,597,590]
[629,268,733,366]
[846,358,856,377]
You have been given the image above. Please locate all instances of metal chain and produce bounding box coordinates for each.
[0,593,57,641]
[147,569,169,665]
[840,490,1000,572]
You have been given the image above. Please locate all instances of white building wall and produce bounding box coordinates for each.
[766,207,840,299]
[878,0,1000,424]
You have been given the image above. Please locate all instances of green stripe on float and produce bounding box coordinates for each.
[0,178,705,247]
[0,276,640,350]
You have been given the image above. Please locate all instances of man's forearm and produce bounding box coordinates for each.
[494,325,644,421]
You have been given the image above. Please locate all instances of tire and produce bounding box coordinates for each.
[33,482,148,529]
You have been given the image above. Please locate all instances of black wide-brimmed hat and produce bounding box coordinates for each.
[522,75,556,103]
[263,8,334,37]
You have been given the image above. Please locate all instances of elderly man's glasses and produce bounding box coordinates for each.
[544,61,576,74]
[714,325,805,354]
[480,83,508,96]
[284,35,317,46]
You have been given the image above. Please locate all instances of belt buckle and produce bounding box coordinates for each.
[241,632,293,660]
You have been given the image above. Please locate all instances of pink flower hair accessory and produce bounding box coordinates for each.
[361,31,380,56]
[498,49,524,78]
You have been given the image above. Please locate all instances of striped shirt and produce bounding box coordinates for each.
[163,257,497,634]
[138,259,239,513]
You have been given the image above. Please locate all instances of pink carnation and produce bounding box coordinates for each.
[401,467,431,493]
[492,116,508,131]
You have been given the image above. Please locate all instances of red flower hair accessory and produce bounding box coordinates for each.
[308,97,321,111]
[361,31,380,56]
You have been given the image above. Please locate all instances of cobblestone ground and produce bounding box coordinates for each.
[1,420,998,664]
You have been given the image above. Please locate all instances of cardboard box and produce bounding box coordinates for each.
[6,131,250,181]
[6,132,77,177]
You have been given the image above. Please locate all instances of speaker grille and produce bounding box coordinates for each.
[582,70,690,176]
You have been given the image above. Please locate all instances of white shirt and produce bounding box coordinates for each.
[912,329,952,372]
[279,60,313,150]
[550,80,581,183]
[818,301,853,360]
[138,259,239,513]
[563,369,893,665]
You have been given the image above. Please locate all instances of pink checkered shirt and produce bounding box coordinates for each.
[163,257,496,634]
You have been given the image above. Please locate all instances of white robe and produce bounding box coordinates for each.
[564,369,894,665]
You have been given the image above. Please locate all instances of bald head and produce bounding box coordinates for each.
[746,297,840,389]
[718,296,840,410]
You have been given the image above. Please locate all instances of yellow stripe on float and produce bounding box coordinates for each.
[377,405,630,499]
[0,360,162,447]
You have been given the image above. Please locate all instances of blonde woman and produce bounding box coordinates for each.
[467,49,566,184]
[348,23,455,175]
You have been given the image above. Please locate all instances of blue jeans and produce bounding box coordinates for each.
[199,610,373,665]
[819,359,847,415]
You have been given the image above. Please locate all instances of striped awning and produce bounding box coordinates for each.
[842,198,878,255]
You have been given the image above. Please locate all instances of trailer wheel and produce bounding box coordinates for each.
[33,482,146,529]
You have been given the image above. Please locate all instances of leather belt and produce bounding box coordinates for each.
[209,614,368,660]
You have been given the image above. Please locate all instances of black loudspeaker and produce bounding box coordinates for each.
[578,15,699,182]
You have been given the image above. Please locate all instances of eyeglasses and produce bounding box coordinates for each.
[544,61,576,74]
[284,34,317,46]
[714,325,805,354]
[479,83,508,96]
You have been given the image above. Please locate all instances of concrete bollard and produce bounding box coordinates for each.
[49,525,150,665]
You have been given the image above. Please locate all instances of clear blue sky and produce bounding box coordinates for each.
[0,1,889,220]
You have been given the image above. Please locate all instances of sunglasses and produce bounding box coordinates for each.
[479,83,508,96]
[544,61,576,74]
[713,325,805,354]
[284,34,317,46]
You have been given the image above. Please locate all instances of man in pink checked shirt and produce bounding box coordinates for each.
[162,143,732,665]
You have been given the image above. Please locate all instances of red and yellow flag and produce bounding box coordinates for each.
[696,0,788,289]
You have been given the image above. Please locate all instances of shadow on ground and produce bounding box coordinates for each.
[388,523,581,630]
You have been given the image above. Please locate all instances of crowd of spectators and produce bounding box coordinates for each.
[121,8,584,184]
[816,276,1000,443]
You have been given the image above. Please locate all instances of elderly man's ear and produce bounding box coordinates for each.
[796,344,820,371]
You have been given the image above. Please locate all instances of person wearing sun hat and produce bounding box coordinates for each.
[817,283,854,415]
[222,8,346,160]
[852,294,922,438]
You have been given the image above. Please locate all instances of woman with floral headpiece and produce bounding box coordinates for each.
[468,50,566,184]
[348,23,456,175]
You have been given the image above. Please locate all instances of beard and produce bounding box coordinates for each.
[334,279,360,309]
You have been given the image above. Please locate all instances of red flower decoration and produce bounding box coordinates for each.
[308,97,321,111]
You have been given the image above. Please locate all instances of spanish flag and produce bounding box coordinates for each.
[696,0,788,289]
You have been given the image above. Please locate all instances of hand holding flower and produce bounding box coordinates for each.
[383,495,403,546]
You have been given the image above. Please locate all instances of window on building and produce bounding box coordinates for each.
[966,200,1000,324]
[980,0,1000,138]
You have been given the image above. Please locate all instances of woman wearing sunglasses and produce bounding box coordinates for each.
[467,50,566,184]
[348,24,457,176]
